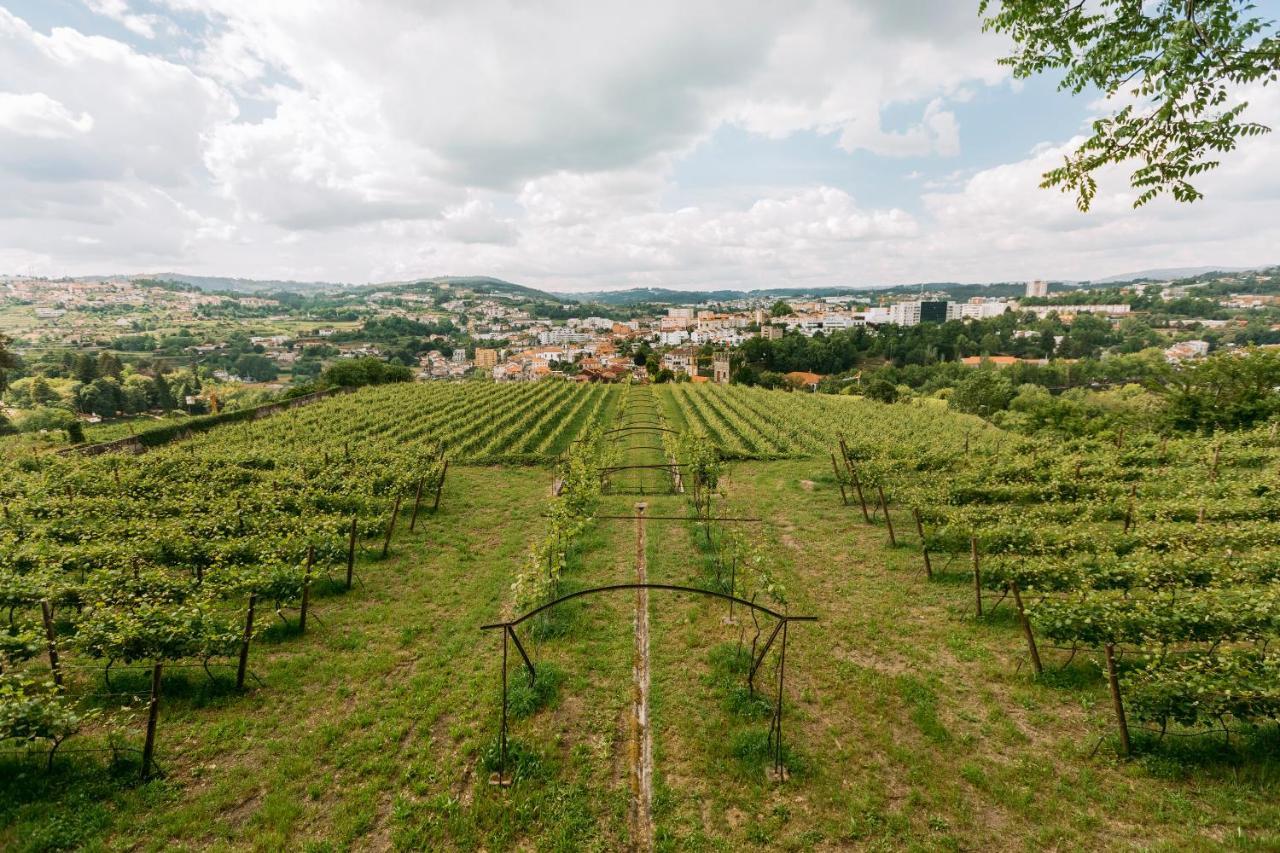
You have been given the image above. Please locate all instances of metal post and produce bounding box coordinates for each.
[500,625,509,784]
[1105,643,1131,756]
[142,662,162,780]
[41,600,62,688]
[236,594,256,689]
[775,620,788,780]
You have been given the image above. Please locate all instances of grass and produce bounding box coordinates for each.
[4,456,1280,849]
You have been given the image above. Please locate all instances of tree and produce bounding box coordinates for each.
[981,0,1279,210]
[234,354,279,383]
[949,368,1016,416]
[863,378,900,403]
[95,352,123,380]
[72,352,97,384]
[1153,347,1280,430]
[769,300,794,317]
[0,333,18,396]
[320,357,412,388]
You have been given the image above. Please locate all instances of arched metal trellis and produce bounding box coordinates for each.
[481,584,816,783]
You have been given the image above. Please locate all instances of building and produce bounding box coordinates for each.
[759,324,784,340]
[1025,280,1049,298]
[661,346,698,376]
[1022,304,1131,320]
[1164,340,1210,362]
[889,300,949,326]
[948,300,1014,321]
[960,355,1049,368]
[474,348,499,370]
[784,371,823,391]
[712,351,731,384]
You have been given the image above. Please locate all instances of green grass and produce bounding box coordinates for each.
[4,457,1280,850]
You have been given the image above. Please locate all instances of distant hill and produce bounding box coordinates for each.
[1090,266,1264,284]
[409,276,572,303]
[133,273,357,295]
[558,286,884,305]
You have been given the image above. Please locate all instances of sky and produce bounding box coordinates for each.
[0,0,1277,292]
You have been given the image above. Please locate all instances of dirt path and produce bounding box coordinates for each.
[628,501,654,853]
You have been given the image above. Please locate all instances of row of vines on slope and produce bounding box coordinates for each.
[0,384,515,770]
[835,416,1280,750]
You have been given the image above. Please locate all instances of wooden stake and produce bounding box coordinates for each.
[971,536,982,617]
[409,475,426,532]
[912,508,932,579]
[346,516,358,589]
[41,600,62,688]
[236,594,256,690]
[1123,483,1138,533]
[381,495,402,558]
[877,485,896,546]
[1197,505,1206,525]
[1104,643,1131,756]
[1010,582,1042,675]
[1211,443,1221,479]
[299,546,314,633]
[830,454,848,505]
[142,662,163,780]
[849,465,870,523]
[431,461,449,513]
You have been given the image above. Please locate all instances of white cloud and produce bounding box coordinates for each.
[0,92,93,138]
[0,2,1274,288]
[82,0,169,39]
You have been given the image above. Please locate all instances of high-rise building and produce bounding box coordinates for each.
[474,348,499,369]
[1025,280,1049,298]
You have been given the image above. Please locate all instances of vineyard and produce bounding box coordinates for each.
[3,381,1279,850]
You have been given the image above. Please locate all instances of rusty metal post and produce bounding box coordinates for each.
[1105,643,1131,756]
[500,625,510,785]
[1010,582,1042,675]
[236,594,256,689]
[41,600,62,688]
[381,495,402,558]
[776,619,787,779]
[142,662,163,779]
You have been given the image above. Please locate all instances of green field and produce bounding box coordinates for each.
[2,382,1279,850]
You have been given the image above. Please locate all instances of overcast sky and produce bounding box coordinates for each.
[1,1,1277,291]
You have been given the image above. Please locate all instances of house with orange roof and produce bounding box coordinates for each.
[784,371,823,391]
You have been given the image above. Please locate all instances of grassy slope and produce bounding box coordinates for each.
[4,398,1279,850]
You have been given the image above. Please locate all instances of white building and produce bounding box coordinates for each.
[1025,280,1049,298]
